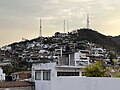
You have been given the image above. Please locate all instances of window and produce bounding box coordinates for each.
[57,72,79,76]
[35,70,51,80]
[43,70,51,80]
[35,70,41,80]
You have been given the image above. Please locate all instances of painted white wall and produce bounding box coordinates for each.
[0,68,5,81]
[74,52,80,61]
[1,46,11,51]
[33,63,120,90]
[32,63,57,90]
[56,77,120,90]
[74,52,89,66]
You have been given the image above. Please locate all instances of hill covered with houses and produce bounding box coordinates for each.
[0,28,120,75]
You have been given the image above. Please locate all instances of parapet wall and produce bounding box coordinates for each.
[56,77,120,90]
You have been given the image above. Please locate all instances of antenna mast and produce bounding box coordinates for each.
[87,13,90,29]
[67,21,68,33]
[64,19,66,33]
[39,19,42,37]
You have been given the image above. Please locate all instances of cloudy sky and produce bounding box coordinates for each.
[0,0,120,46]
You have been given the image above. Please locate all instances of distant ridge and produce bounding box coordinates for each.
[71,28,118,51]
[7,28,120,54]
[112,35,120,44]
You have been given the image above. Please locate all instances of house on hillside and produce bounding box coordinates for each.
[74,50,90,66]
[0,68,5,81]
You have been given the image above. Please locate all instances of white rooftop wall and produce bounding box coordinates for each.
[33,63,120,90]
[56,77,120,90]
[32,63,57,90]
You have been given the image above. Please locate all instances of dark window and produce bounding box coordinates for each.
[57,72,79,76]
[35,70,41,80]
[43,70,51,80]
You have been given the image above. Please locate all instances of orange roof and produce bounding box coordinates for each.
[0,81,34,88]
[11,71,31,75]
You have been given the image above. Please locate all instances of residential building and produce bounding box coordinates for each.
[0,68,5,81]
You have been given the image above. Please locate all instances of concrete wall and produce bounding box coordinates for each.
[33,63,120,90]
[56,77,120,90]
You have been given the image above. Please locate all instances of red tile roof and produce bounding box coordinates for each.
[0,81,34,88]
[11,71,31,75]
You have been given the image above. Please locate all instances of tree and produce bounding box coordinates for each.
[84,61,106,77]
[3,67,13,75]
[55,32,60,37]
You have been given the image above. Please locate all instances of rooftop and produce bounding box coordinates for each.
[0,81,34,88]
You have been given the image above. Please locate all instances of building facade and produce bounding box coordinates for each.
[32,62,83,90]
[32,62,120,90]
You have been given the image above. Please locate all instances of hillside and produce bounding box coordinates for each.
[6,28,120,53]
[69,28,119,53]
[112,35,120,44]
[1,28,120,75]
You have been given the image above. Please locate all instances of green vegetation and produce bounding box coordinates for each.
[3,66,28,75]
[83,61,106,77]
[84,60,120,77]
[70,29,119,53]
[109,66,120,78]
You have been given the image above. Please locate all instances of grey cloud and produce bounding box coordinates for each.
[0,0,120,46]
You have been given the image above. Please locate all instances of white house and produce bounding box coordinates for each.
[74,50,90,66]
[0,67,5,81]
[1,46,11,51]
[32,62,120,90]
[32,62,83,90]
[91,47,105,57]
[31,46,120,90]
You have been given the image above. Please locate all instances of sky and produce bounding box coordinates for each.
[0,0,120,46]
